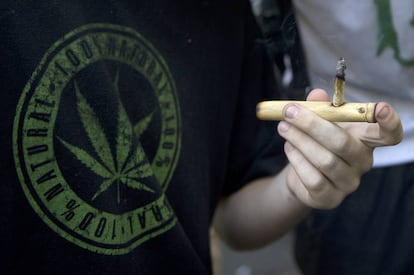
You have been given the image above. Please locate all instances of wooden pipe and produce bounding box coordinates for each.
[256,101,377,123]
[257,58,378,123]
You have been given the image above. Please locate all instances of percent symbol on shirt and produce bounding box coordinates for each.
[61,199,80,221]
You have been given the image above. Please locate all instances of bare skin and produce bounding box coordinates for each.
[214,88,403,250]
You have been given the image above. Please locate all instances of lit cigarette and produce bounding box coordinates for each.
[333,57,346,107]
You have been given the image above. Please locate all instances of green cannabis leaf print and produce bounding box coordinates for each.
[58,72,155,204]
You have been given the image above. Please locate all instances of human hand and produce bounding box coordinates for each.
[277,88,403,209]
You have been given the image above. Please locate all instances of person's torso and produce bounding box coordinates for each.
[0,1,281,273]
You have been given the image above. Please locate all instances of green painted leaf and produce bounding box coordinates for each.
[122,177,154,193]
[74,81,115,172]
[116,103,134,171]
[57,137,113,178]
[112,70,134,170]
[123,141,147,172]
[134,112,154,138]
[125,161,153,179]
[62,74,158,203]
[91,178,114,201]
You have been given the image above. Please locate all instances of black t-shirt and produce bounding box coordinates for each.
[0,0,286,274]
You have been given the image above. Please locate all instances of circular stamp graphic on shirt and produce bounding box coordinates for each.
[13,23,181,255]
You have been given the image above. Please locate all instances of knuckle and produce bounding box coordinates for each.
[332,134,351,151]
[355,151,373,174]
[319,193,344,210]
[363,156,374,172]
[342,177,360,194]
[306,176,326,193]
[389,130,404,145]
[304,117,319,132]
[318,153,338,171]
[294,111,318,132]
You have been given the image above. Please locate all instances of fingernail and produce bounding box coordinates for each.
[278,121,290,132]
[377,106,389,120]
[285,105,299,119]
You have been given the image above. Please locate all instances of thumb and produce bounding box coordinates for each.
[306,88,330,101]
[361,102,403,147]
[374,102,403,146]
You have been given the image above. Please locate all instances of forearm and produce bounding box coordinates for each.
[213,165,309,250]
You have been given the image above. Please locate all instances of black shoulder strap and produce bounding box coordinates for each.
[255,0,310,99]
